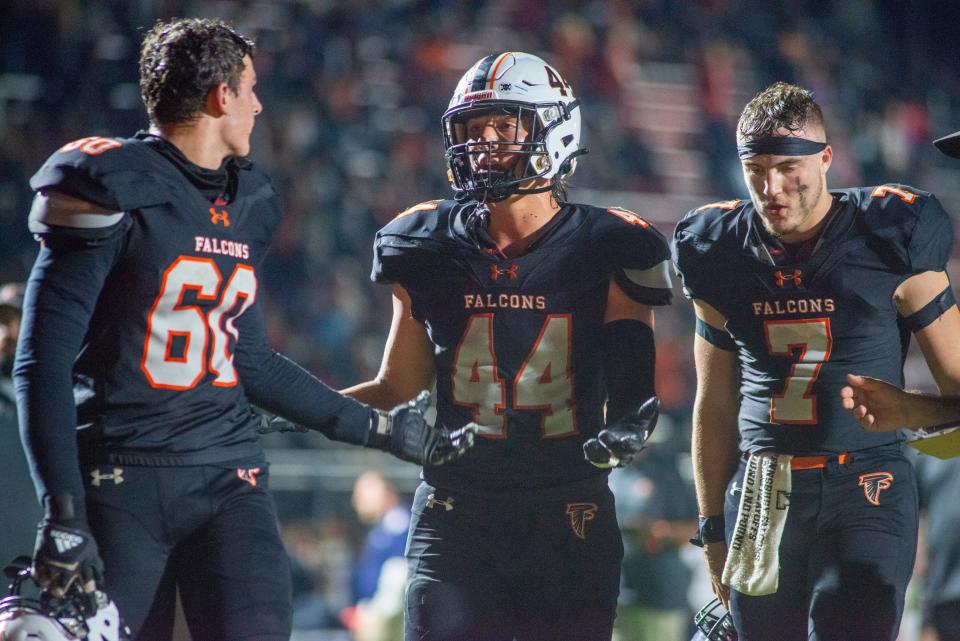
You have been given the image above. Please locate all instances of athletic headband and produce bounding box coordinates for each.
[737,137,827,160]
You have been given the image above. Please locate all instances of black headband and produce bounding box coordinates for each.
[737,137,827,160]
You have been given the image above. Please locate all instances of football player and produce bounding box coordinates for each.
[343,52,672,640]
[673,82,960,641]
[840,129,960,435]
[14,18,472,641]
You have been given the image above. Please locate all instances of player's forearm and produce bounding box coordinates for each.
[12,241,118,512]
[341,378,413,411]
[906,392,960,431]
[240,350,374,444]
[692,397,740,516]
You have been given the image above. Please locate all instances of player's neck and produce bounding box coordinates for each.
[151,123,229,171]
[485,191,561,249]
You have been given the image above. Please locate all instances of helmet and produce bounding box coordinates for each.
[0,558,129,641]
[441,51,585,203]
[693,598,737,641]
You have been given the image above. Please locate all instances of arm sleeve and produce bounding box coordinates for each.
[233,303,374,445]
[602,319,656,423]
[13,229,126,513]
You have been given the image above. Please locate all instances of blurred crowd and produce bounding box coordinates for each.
[3,1,960,638]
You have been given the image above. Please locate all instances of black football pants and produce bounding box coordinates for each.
[726,448,918,641]
[83,461,292,641]
[404,479,623,641]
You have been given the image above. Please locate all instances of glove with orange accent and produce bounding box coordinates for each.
[368,391,477,466]
[583,396,659,468]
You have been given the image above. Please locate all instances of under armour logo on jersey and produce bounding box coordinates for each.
[730,482,741,497]
[209,207,231,227]
[775,269,802,288]
[566,502,598,540]
[858,472,894,506]
[51,529,83,554]
[237,467,262,487]
[490,263,519,281]
[90,467,124,487]
[425,493,455,511]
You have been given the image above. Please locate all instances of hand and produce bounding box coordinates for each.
[840,374,912,432]
[372,391,477,466]
[583,396,659,468]
[33,518,104,602]
[704,541,731,610]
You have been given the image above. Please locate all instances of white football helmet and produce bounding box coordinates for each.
[0,597,125,641]
[0,559,128,641]
[442,51,584,202]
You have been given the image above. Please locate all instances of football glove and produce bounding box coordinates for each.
[369,391,477,466]
[583,396,660,468]
[32,495,104,610]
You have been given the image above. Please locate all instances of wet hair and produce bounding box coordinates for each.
[139,18,254,125]
[737,81,826,142]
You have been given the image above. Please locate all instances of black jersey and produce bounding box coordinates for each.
[27,135,280,464]
[373,199,672,493]
[673,186,953,455]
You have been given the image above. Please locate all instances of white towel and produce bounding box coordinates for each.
[722,452,792,596]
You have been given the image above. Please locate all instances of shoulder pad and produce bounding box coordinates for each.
[852,185,954,273]
[589,205,672,305]
[672,199,749,302]
[30,136,173,211]
[380,199,451,237]
[372,199,456,284]
[28,192,127,239]
[675,198,746,245]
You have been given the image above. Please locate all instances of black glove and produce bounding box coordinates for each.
[32,494,104,604]
[583,396,659,468]
[368,391,476,465]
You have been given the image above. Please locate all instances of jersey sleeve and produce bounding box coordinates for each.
[861,185,954,274]
[907,194,953,273]
[29,137,171,219]
[672,213,715,306]
[14,223,128,511]
[596,207,673,306]
[371,200,448,287]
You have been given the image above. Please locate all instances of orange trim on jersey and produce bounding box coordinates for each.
[488,52,513,89]
[395,200,442,219]
[870,185,917,204]
[695,199,741,212]
[605,207,649,227]
[164,331,191,363]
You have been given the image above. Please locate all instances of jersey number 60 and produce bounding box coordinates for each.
[141,256,257,390]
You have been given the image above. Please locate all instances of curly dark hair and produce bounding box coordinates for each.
[737,81,826,141]
[139,18,254,126]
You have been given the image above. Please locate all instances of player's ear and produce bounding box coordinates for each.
[206,82,232,117]
[820,144,833,175]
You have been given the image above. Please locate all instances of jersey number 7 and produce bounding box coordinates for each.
[452,314,577,438]
[764,318,833,424]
